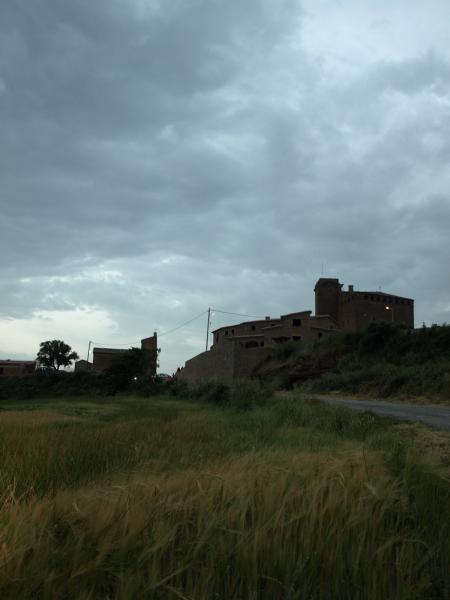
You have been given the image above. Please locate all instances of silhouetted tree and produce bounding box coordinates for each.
[36,340,79,371]
[104,346,159,391]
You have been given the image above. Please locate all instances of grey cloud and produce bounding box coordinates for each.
[1,0,449,371]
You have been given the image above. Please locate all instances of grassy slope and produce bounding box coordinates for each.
[258,323,450,402]
[0,395,449,599]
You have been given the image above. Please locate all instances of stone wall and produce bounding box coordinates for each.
[177,341,271,383]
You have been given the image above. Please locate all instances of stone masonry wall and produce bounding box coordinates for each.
[177,342,270,383]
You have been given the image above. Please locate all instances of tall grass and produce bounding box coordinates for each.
[0,395,449,599]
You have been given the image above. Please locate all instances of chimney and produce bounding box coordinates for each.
[348,285,354,292]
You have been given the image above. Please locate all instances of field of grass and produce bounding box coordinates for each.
[0,393,449,599]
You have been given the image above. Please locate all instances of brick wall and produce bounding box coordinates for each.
[92,349,128,372]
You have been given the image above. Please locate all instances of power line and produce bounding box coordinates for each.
[91,340,141,347]
[211,308,266,320]
[90,307,263,351]
[89,310,208,349]
[158,310,209,337]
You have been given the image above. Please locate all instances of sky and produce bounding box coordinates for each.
[1,0,449,373]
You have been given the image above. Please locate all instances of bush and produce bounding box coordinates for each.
[180,380,274,411]
[268,324,450,399]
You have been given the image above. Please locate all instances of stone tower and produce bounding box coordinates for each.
[314,278,342,322]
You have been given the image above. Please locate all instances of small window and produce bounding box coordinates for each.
[260,341,265,347]
[364,294,368,300]
[245,340,259,349]
[251,325,256,331]
[231,329,234,334]
[293,336,301,341]
[318,332,323,338]
[225,330,228,336]
[293,319,302,327]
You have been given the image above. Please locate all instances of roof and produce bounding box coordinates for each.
[92,348,128,354]
[0,360,36,365]
[360,291,414,300]
[280,310,312,318]
[211,318,277,334]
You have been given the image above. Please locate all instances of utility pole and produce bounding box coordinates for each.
[205,307,211,351]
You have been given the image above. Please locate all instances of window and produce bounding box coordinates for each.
[293,319,302,327]
[245,340,259,349]
[260,341,265,347]
[293,336,301,341]
[225,330,228,336]
[251,325,256,331]
[318,332,323,338]
[231,329,234,334]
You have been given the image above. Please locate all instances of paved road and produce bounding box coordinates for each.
[315,395,450,431]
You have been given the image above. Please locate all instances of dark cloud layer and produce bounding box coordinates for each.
[1,0,449,371]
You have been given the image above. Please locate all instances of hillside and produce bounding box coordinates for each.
[256,323,450,401]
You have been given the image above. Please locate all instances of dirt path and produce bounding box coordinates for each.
[315,395,450,431]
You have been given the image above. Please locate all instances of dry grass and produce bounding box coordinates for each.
[0,396,449,599]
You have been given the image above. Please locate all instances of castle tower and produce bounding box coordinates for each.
[314,278,342,322]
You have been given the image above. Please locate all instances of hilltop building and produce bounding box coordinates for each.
[314,278,414,331]
[177,278,414,383]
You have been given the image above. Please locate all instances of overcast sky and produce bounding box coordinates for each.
[1,0,449,373]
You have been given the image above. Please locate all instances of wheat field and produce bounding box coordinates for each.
[0,395,449,599]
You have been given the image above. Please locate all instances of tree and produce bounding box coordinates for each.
[104,347,160,392]
[36,340,79,371]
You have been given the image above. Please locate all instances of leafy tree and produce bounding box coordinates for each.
[36,340,79,371]
[104,347,159,392]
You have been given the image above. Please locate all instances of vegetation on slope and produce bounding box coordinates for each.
[0,393,449,599]
[257,323,450,400]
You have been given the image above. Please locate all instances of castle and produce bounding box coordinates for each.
[177,278,414,382]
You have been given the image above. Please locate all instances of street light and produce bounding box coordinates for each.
[385,306,394,323]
